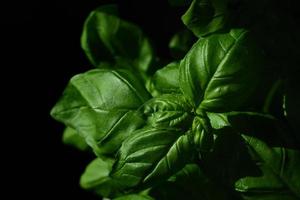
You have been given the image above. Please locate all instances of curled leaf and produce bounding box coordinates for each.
[142,94,192,128]
[192,115,214,152]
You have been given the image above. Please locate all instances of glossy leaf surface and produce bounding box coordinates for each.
[179,29,263,112]
[51,69,150,155]
[141,94,192,128]
[112,127,194,188]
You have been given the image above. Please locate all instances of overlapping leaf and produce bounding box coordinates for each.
[229,113,300,199]
[192,115,214,151]
[165,164,236,200]
[182,0,229,37]
[202,112,300,199]
[62,127,89,151]
[179,29,263,112]
[80,157,122,197]
[111,127,194,189]
[149,62,181,96]
[141,94,192,128]
[51,69,150,155]
[81,5,154,76]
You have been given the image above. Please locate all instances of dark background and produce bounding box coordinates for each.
[2,1,110,199]
[1,0,184,199]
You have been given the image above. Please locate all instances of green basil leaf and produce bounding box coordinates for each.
[205,127,300,200]
[142,94,192,128]
[179,29,263,112]
[51,69,150,155]
[62,127,89,151]
[81,159,153,198]
[192,115,214,152]
[80,157,122,197]
[235,162,300,200]
[111,127,194,189]
[238,137,300,199]
[207,112,229,129]
[202,112,300,199]
[81,5,154,74]
[113,194,154,200]
[201,126,268,191]
[169,30,196,59]
[149,62,181,96]
[181,0,228,37]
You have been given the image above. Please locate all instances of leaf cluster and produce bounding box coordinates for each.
[51,1,300,199]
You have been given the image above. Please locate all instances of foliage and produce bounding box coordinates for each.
[51,0,300,199]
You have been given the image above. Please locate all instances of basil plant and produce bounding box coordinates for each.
[51,1,300,199]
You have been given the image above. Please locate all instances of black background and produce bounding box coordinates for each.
[1,0,184,199]
[2,1,110,199]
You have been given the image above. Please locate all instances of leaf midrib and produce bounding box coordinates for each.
[200,30,247,108]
